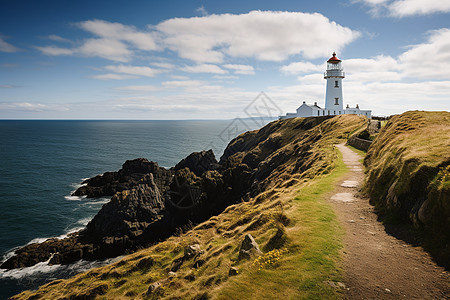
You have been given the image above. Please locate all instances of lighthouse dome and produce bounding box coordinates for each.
[327,52,341,63]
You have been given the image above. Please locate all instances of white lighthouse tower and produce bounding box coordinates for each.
[324,52,344,112]
[279,51,372,119]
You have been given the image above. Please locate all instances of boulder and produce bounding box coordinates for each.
[238,234,262,261]
[146,281,162,295]
[184,244,203,259]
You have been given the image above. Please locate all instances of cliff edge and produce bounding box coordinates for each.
[363,110,450,267]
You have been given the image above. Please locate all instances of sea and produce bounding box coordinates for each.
[0,119,268,299]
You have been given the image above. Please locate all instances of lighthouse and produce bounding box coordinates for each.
[324,52,344,111]
[279,52,371,119]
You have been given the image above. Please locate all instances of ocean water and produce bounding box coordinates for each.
[0,119,267,299]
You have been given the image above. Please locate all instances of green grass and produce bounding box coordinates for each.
[214,147,349,300]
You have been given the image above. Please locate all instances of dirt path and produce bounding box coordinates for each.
[330,144,450,300]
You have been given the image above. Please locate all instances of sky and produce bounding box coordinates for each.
[0,0,449,119]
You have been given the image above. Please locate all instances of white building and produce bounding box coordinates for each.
[280,52,371,119]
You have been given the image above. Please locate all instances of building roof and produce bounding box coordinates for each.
[327,52,341,63]
[298,102,322,110]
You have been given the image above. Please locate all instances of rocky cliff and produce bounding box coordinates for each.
[10,114,371,299]
[1,115,367,271]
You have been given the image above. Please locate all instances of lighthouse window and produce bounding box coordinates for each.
[334,81,339,88]
[334,98,339,105]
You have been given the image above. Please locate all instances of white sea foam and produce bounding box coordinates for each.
[82,197,110,206]
[65,178,89,200]
[26,228,78,246]
[0,255,123,280]
[0,255,60,280]
[64,195,87,201]
[76,217,92,226]
[1,247,19,265]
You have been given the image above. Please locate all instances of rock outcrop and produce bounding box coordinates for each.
[174,150,218,177]
[72,158,173,198]
[238,234,262,261]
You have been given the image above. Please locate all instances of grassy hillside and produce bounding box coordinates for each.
[363,111,450,267]
[13,115,367,299]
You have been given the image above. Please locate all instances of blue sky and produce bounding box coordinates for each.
[1,0,449,119]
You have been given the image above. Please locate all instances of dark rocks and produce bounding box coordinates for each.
[238,234,262,261]
[73,158,173,198]
[175,150,218,177]
[170,257,184,272]
[0,235,87,269]
[146,281,162,296]
[228,267,238,276]
[169,244,203,272]
[82,173,164,240]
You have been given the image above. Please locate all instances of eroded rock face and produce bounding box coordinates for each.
[175,150,218,177]
[73,158,173,198]
[82,173,164,240]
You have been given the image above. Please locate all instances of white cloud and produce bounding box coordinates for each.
[116,85,160,91]
[35,39,131,62]
[0,102,69,112]
[181,64,227,74]
[356,0,450,17]
[104,64,163,77]
[156,10,360,63]
[150,62,175,69]
[35,12,359,64]
[213,75,239,80]
[91,73,138,80]
[0,36,20,53]
[79,38,132,62]
[170,75,190,80]
[344,55,402,82]
[162,80,204,88]
[389,0,450,17]
[281,61,323,75]
[196,6,209,16]
[34,45,74,56]
[223,64,255,75]
[283,28,450,82]
[35,20,158,62]
[78,19,158,51]
[399,28,450,79]
[46,35,72,43]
